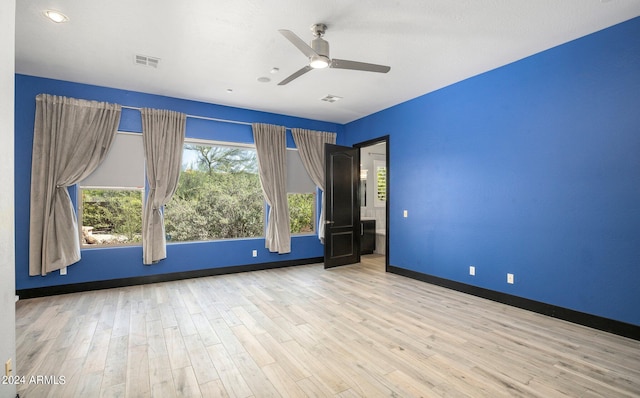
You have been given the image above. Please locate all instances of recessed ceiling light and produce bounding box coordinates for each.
[226,88,233,93]
[257,77,271,83]
[270,68,280,74]
[43,10,69,23]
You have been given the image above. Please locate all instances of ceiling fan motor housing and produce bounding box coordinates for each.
[309,36,330,68]
[311,36,329,58]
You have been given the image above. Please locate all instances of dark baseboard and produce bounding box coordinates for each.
[17,257,324,300]
[388,265,640,341]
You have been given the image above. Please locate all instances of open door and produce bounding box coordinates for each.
[324,143,360,268]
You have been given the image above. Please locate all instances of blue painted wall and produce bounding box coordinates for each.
[344,17,640,326]
[15,17,640,326]
[15,74,341,290]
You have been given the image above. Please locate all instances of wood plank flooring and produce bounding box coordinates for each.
[15,255,640,397]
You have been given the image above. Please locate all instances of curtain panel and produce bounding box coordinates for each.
[252,123,291,253]
[141,108,186,264]
[291,128,337,242]
[29,94,121,276]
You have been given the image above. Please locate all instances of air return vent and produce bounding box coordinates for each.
[320,94,342,103]
[134,54,160,68]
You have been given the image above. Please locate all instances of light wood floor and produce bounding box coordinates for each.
[16,255,640,397]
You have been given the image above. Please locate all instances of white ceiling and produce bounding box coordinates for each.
[15,1,640,124]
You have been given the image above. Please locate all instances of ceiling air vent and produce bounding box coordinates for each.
[320,94,342,103]
[134,54,160,68]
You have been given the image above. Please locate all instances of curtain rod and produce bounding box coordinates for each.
[121,105,292,131]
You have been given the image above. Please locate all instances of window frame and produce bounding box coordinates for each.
[78,131,146,248]
[163,138,267,243]
[288,191,317,236]
[285,148,317,236]
[78,186,145,248]
[76,135,320,249]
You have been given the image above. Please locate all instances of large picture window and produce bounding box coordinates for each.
[164,142,265,241]
[79,135,317,246]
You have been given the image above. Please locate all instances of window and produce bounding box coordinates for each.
[80,188,143,245]
[374,160,387,207]
[79,132,145,246]
[286,149,316,235]
[79,135,317,245]
[289,193,315,234]
[164,142,264,241]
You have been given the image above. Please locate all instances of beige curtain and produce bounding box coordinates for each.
[141,108,186,264]
[29,94,121,276]
[252,123,291,253]
[291,128,337,242]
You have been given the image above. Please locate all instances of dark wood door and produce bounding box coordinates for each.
[324,144,360,268]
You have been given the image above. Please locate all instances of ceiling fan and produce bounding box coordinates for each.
[277,23,391,86]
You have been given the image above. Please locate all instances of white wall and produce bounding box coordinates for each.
[0,1,17,397]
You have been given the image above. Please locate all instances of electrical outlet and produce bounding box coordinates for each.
[403,210,408,218]
[507,273,514,284]
[252,250,257,257]
[469,265,475,276]
[5,358,12,377]
[60,267,67,275]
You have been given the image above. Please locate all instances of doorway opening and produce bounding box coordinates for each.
[355,136,389,271]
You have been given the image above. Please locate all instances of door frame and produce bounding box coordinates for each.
[353,135,390,272]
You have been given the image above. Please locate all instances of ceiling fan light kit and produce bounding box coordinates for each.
[278,23,390,85]
[310,55,330,69]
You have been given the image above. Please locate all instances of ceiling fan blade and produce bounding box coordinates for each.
[278,65,314,85]
[278,29,318,59]
[330,58,391,73]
